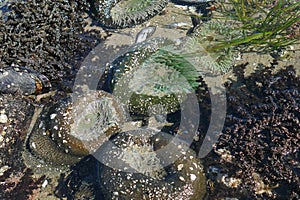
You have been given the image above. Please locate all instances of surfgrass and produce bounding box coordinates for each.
[212,0,300,52]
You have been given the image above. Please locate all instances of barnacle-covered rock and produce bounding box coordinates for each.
[104,37,200,116]
[24,90,126,168]
[89,0,169,28]
[96,129,206,199]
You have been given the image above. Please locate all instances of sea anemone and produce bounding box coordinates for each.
[104,37,200,116]
[96,130,207,199]
[191,20,241,74]
[89,0,169,28]
[24,90,125,168]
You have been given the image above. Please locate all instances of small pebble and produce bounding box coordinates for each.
[113,191,119,196]
[0,110,8,123]
[179,176,185,181]
[190,174,197,181]
[177,164,184,171]
[0,165,10,176]
[50,114,57,119]
[42,179,48,188]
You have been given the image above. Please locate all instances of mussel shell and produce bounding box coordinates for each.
[171,0,212,6]
[0,66,51,95]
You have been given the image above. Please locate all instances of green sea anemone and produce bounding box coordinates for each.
[105,37,200,116]
[97,130,207,199]
[89,0,169,28]
[24,91,125,168]
[191,20,241,73]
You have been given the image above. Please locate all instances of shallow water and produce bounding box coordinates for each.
[0,1,299,200]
